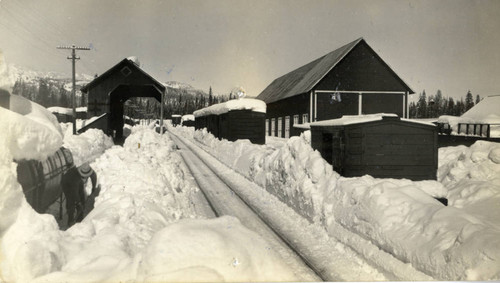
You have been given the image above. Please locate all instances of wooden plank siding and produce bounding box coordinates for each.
[258,38,414,139]
[195,110,266,144]
[311,118,437,181]
[314,42,410,92]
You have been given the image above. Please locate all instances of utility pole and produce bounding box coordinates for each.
[160,89,165,134]
[57,45,90,134]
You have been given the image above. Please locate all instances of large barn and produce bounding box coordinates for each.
[257,38,414,138]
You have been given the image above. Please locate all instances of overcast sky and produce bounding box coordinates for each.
[1,0,499,101]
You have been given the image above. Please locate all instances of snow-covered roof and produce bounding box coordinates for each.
[48,106,87,115]
[461,95,500,123]
[309,114,436,127]
[256,38,414,104]
[310,113,397,126]
[47,106,73,115]
[293,123,311,129]
[181,114,195,121]
[171,114,182,118]
[193,98,266,117]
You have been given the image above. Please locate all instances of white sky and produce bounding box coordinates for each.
[1,0,499,102]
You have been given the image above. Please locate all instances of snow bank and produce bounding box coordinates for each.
[8,94,62,139]
[173,126,500,280]
[137,216,296,282]
[0,100,64,282]
[2,125,298,282]
[62,128,114,167]
[193,98,266,117]
[438,141,500,223]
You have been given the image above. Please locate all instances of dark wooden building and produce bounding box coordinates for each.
[310,115,437,181]
[171,114,182,126]
[194,99,266,144]
[257,38,414,138]
[81,58,165,142]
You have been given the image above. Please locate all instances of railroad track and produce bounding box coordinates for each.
[170,133,323,282]
[169,131,434,282]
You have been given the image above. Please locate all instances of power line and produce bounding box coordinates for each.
[0,1,98,75]
[57,45,90,134]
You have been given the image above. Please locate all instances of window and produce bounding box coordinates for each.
[278,117,282,137]
[302,113,309,123]
[265,119,269,136]
[285,116,290,138]
[271,118,275,136]
[293,114,299,125]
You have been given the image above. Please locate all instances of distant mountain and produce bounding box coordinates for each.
[6,65,92,108]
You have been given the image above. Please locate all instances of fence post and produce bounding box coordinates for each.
[487,124,491,139]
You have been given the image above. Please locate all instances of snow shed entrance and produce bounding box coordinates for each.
[80,58,166,143]
[110,84,162,143]
[310,115,438,181]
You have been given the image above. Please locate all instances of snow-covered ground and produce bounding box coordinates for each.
[173,125,500,280]
[2,91,500,281]
[0,105,300,282]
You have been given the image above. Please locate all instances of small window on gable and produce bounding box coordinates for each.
[121,66,132,77]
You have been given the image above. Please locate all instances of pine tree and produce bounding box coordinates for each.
[465,90,474,111]
[38,79,50,107]
[409,102,417,118]
[475,94,481,104]
[446,97,454,115]
[208,86,213,106]
[455,98,465,116]
[434,90,443,116]
[416,90,427,118]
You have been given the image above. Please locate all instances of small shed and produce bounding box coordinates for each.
[181,114,195,127]
[171,114,182,126]
[310,114,437,181]
[194,98,266,144]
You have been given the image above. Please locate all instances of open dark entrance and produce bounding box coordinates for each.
[109,84,162,144]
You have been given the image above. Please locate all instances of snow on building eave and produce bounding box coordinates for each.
[181,114,195,121]
[309,113,436,127]
[310,113,397,127]
[193,98,266,118]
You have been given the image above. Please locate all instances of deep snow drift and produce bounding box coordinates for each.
[1,111,298,282]
[173,125,500,280]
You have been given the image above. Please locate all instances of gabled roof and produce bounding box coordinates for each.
[81,58,165,93]
[257,38,413,104]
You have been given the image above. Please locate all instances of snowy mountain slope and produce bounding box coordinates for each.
[1,53,91,107]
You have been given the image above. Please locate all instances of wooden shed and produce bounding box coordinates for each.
[257,38,414,138]
[171,114,182,126]
[310,114,437,181]
[81,58,165,142]
[181,114,195,127]
[194,98,266,144]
